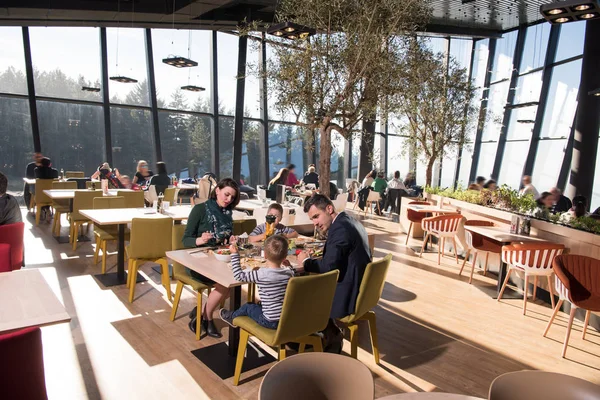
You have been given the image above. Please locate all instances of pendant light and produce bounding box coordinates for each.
[110,0,137,83]
[163,0,198,68]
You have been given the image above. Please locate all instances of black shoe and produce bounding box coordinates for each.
[188,306,197,319]
[188,316,208,335]
[206,319,222,338]
[219,308,235,328]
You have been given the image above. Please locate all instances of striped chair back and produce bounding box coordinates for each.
[422,214,463,235]
[502,242,565,272]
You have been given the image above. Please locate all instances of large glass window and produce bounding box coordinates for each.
[110,107,155,174]
[242,120,264,187]
[498,140,529,189]
[152,29,211,112]
[591,136,600,212]
[29,27,102,102]
[0,97,33,191]
[244,38,261,118]
[539,60,582,139]
[506,109,536,141]
[268,123,307,181]
[491,30,518,82]
[555,21,586,62]
[481,81,510,141]
[386,136,410,182]
[520,23,550,73]
[440,147,458,189]
[514,71,543,104]
[0,27,28,95]
[449,38,473,75]
[219,116,234,178]
[266,43,297,122]
[217,33,238,116]
[476,142,498,180]
[472,39,490,90]
[107,28,150,106]
[158,112,213,180]
[457,145,474,187]
[532,139,567,192]
[37,101,105,175]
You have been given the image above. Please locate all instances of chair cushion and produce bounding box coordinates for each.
[233,316,278,346]
[52,204,71,213]
[173,271,212,292]
[95,226,130,241]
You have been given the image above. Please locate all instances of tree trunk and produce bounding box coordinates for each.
[425,157,436,187]
[319,125,332,198]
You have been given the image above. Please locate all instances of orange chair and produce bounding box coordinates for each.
[404,201,430,245]
[499,242,565,315]
[459,220,502,284]
[543,254,600,358]
[419,214,463,265]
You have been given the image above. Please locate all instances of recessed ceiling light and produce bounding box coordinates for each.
[547,8,565,14]
[574,4,592,10]
[555,17,570,22]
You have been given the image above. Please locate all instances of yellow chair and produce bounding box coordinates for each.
[65,171,85,178]
[117,190,145,208]
[233,270,340,386]
[33,179,55,225]
[93,197,129,274]
[70,190,103,250]
[51,181,77,235]
[169,224,214,340]
[337,254,392,364]
[126,217,173,303]
[164,187,179,205]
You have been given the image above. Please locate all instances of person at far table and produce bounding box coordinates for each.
[91,163,124,189]
[534,191,553,219]
[249,203,298,243]
[475,176,486,187]
[329,181,339,200]
[483,179,497,190]
[560,195,588,222]
[371,172,387,215]
[182,178,241,338]
[302,164,319,188]
[132,160,153,187]
[148,161,170,196]
[267,168,290,200]
[297,194,371,353]
[23,151,43,209]
[286,164,300,187]
[34,157,59,180]
[519,175,539,199]
[220,235,297,329]
[0,172,22,226]
[549,187,572,214]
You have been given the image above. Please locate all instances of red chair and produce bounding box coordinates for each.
[405,201,430,245]
[0,327,48,400]
[0,222,25,270]
[0,243,11,273]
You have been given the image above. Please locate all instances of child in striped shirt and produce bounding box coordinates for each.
[248,203,298,243]
[219,235,295,329]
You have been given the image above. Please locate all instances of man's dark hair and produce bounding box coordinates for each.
[394,170,400,179]
[475,176,485,184]
[303,193,334,213]
[268,203,284,215]
[264,235,289,264]
[41,157,51,167]
[0,172,7,195]
[156,161,168,175]
[209,178,240,209]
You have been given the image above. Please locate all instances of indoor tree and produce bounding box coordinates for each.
[254,0,430,197]
[390,40,477,187]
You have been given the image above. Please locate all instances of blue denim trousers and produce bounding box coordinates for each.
[232,303,279,329]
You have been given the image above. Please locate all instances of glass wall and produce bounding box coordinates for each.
[0,27,28,95]
[0,97,33,191]
[110,107,154,173]
[217,33,238,116]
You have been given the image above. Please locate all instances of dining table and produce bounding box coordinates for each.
[406,205,460,215]
[463,224,547,298]
[236,199,301,213]
[0,268,71,334]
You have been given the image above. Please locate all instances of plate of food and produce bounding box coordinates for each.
[213,249,232,262]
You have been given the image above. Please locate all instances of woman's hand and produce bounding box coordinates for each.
[195,232,213,246]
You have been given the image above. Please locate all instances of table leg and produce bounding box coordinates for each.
[228,286,241,357]
[94,223,145,287]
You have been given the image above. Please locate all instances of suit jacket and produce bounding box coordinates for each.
[304,212,371,319]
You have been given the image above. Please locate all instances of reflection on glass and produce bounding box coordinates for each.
[481,81,510,141]
[449,38,473,75]
[457,145,474,187]
[555,21,586,62]
[531,139,567,191]
[491,30,517,82]
[0,96,33,190]
[38,101,105,175]
[0,27,28,95]
[498,141,529,189]
[110,107,155,174]
[520,23,550,73]
[514,72,543,104]
[506,106,537,141]
[476,142,498,180]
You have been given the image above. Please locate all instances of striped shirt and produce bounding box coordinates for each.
[250,222,295,237]
[231,253,295,321]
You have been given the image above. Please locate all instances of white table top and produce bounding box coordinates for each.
[464,225,546,244]
[43,189,132,200]
[378,394,484,400]
[0,268,71,334]
[236,199,301,212]
[177,183,198,190]
[80,206,192,225]
[407,205,459,214]
[23,177,36,185]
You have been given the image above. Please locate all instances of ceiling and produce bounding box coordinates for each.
[0,0,550,37]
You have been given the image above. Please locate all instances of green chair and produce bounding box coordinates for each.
[233,219,257,236]
[126,217,173,303]
[337,254,392,364]
[164,187,179,205]
[70,190,103,250]
[117,190,145,208]
[169,224,214,340]
[51,181,77,235]
[93,197,129,274]
[233,270,340,386]
[33,179,55,225]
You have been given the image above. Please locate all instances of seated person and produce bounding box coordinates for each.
[219,235,297,329]
[535,191,553,219]
[132,160,153,187]
[286,164,300,187]
[148,161,170,195]
[483,180,497,190]
[302,165,319,188]
[267,168,290,200]
[329,181,339,200]
[550,187,572,214]
[34,157,59,180]
[249,203,298,243]
[560,195,588,222]
[91,163,124,189]
[371,172,387,215]
[0,172,22,226]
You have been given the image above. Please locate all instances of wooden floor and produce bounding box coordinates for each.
[20,207,600,400]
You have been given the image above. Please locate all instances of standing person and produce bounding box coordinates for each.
[23,152,43,209]
[297,194,371,353]
[0,172,22,226]
[301,165,319,188]
[519,175,539,199]
[219,235,297,329]
[286,164,300,187]
[132,160,153,187]
[91,163,124,189]
[34,157,59,180]
[267,168,289,200]
[148,162,170,196]
[371,172,387,215]
[549,187,572,214]
[182,178,241,338]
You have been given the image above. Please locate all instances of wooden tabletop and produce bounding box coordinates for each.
[43,189,132,200]
[407,205,460,214]
[464,225,546,244]
[378,394,484,400]
[23,177,36,185]
[0,268,71,334]
[167,249,245,288]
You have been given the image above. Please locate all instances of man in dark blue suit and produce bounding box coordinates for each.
[297,194,372,352]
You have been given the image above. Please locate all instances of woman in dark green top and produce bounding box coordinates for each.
[182,178,240,338]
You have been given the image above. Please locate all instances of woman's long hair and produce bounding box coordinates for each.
[269,168,289,187]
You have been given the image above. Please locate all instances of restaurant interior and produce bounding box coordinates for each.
[1,0,600,399]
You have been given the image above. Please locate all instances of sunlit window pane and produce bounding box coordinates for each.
[242,120,264,187]
[0,27,28,95]
[219,116,234,178]
[476,142,498,180]
[555,21,586,62]
[0,96,33,191]
[498,141,529,190]
[110,107,155,173]
[532,139,567,191]
[491,30,517,82]
[217,33,238,116]
[520,23,550,73]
